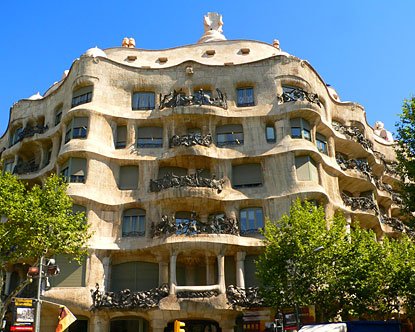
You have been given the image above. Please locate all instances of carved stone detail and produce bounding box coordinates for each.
[170,133,212,148]
[159,89,227,110]
[226,285,264,308]
[278,87,321,107]
[152,213,239,237]
[149,170,224,194]
[90,283,169,310]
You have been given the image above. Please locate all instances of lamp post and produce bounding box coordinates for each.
[34,255,44,332]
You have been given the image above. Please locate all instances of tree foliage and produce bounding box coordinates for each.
[396,97,415,221]
[0,173,91,321]
[256,200,415,321]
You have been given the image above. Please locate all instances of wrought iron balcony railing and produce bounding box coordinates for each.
[277,86,321,107]
[332,122,373,152]
[90,283,169,310]
[170,133,212,147]
[226,285,265,308]
[149,171,224,194]
[151,213,239,237]
[159,88,227,109]
[13,161,39,175]
[341,192,378,213]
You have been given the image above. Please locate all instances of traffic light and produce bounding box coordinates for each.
[174,320,185,332]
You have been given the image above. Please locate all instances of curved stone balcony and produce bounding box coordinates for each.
[332,122,373,152]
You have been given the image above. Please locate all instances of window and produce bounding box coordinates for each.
[122,208,146,237]
[60,158,87,183]
[111,262,158,292]
[236,87,254,107]
[295,156,318,181]
[137,127,163,148]
[55,107,63,126]
[175,211,194,235]
[10,127,23,147]
[3,160,13,173]
[240,207,264,235]
[65,117,88,143]
[266,125,276,143]
[290,118,311,141]
[216,124,244,147]
[115,125,127,149]
[119,166,139,190]
[316,133,328,154]
[232,163,262,188]
[50,255,86,287]
[72,86,93,107]
[132,92,155,110]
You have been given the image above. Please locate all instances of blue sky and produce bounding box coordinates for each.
[1,0,414,137]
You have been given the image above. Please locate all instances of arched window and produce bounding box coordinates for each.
[122,209,146,237]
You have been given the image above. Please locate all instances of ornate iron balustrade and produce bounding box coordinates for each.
[332,122,373,152]
[336,153,372,180]
[392,192,403,205]
[170,133,212,147]
[13,161,39,175]
[278,87,321,107]
[176,290,219,298]
[152,213,239,237]
[341,192,378,213]
[384,161,399,177]
[226,285,265,308]
[159,88,227,109]
[17,125,48,141]
[381,215,405,232]
[149,170,224,194]
[90,283,169,310]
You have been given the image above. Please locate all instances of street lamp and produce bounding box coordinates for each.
[27,257,60,332]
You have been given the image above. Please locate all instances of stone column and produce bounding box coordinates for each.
[236,251,246,288]
[217,253,225,294]
[90,313,109,332]
[102,256,110,291]
[158,261,169,286]
[128,120,136,148]
[328,136,336,158]
[206,256,215,285]
[170,252,177,295]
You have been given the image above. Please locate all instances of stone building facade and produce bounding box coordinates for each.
[0,13,403,332]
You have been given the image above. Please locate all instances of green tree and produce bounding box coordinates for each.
[396,97,415,222]
[256,199,415,321]
[0,173,91,322]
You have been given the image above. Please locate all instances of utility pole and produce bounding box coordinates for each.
[34,255,44,332]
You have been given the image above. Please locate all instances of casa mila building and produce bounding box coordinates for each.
[0,13,404,332]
